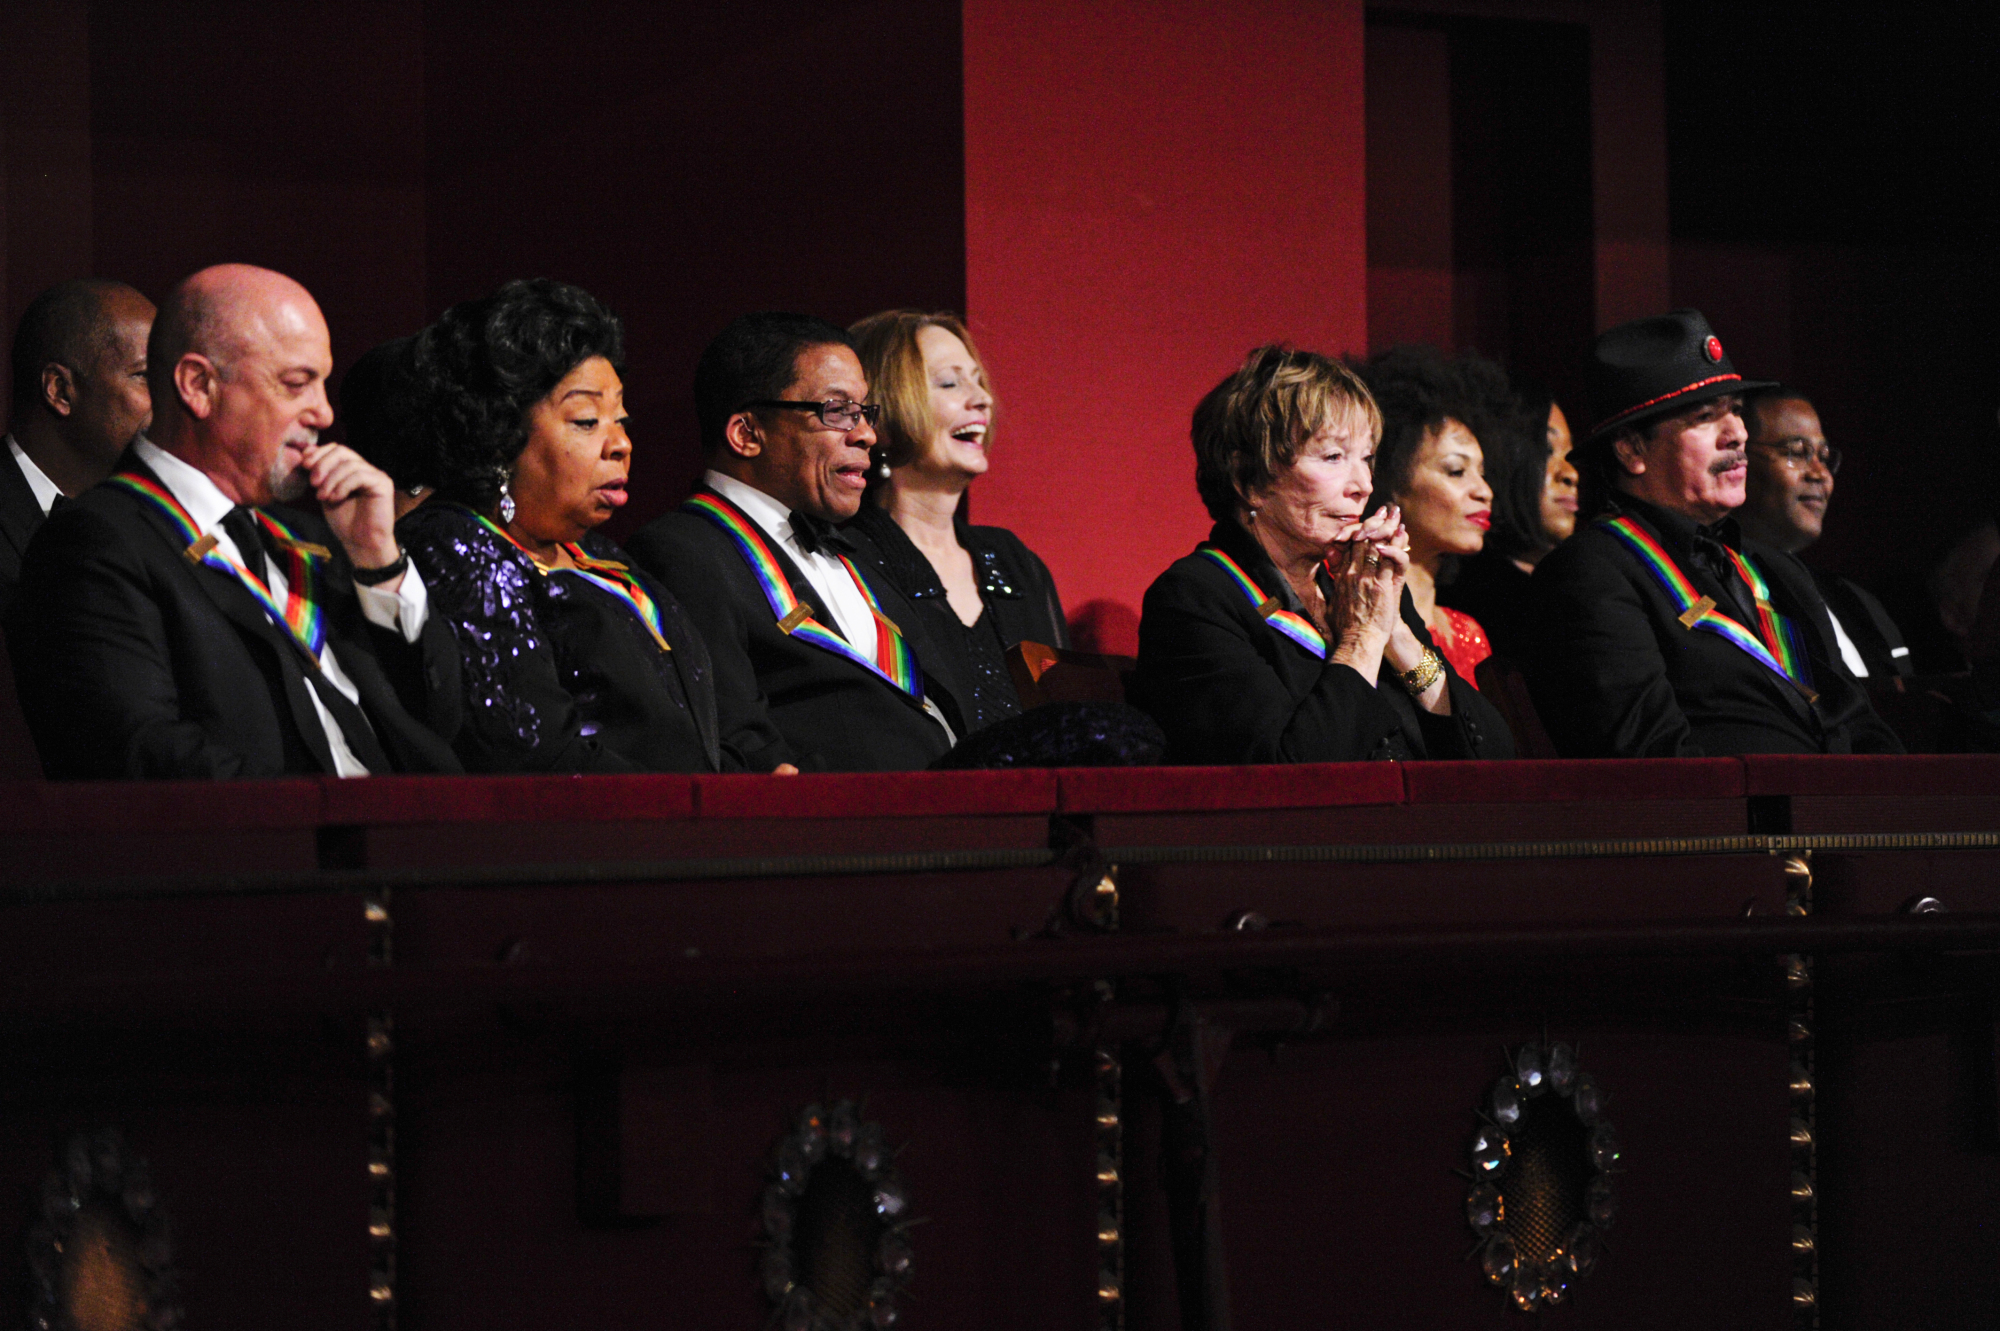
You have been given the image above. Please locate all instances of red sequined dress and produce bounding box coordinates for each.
[1433,606,1493,689]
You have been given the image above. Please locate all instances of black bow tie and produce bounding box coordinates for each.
[789,510,854,557]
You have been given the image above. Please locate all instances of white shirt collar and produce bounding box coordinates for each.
[703,469,807,547]
[6,435,65,516]
[133,434,237,533]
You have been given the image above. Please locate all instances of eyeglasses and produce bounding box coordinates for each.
[1751,438,1842,475]
[742,399,882,432]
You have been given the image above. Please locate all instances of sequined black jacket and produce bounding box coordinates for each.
[402,503,748,773]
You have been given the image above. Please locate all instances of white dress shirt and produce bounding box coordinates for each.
[1826,607,1869,679]
[6,435,64,515]
[135,437,428,777]
[704,470,880,659]
[702,470,952,742]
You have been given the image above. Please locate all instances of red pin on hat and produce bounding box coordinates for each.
[1703,335,1724,363]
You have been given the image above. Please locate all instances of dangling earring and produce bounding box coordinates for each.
[498,469,517,524]
[871,446,892,482]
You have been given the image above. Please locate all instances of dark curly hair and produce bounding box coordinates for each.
[339,335,424,488]
[412,279,625,509]
[1352,345,1486,512]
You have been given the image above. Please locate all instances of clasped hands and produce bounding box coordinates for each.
[1320,504,1431,682]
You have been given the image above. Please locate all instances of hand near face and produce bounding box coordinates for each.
[302,442,403,573]
[1324,504,1409,651]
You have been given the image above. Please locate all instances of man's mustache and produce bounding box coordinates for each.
[1709,451,1746,475]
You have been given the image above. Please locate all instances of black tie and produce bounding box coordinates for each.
[219,507,393,773]
[221,506,273,586]
[46,494,69,514]
[790,511,855,557]
[1690,527,1758,627]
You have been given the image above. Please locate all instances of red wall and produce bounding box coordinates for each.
[963,0,1370,655]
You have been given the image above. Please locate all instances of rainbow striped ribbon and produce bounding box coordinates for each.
[681,492,922,698]
[110,472,328,661]
[471,512,673,656]
[1198,545,1328,659]
[1598,515,1816,698]
[1722,546,1813,687]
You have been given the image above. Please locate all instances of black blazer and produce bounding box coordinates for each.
[402,503,736,773]
[1132,521,1512,764]
[1812,568,1914,681]
[624,489,962,772]
[1526,496,1902,757]
[4,452,462,779]
[844,505,1069,653]
[0,444,47,620]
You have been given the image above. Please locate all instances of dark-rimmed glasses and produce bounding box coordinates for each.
[1750,438,1842,475]
[742,399,881,431]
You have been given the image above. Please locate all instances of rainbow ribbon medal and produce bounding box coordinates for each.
[471,512,673,655]
[1598,515,1816,700]
[682,492,922,698]
[1198,545,1328,659]
[111,472,329,662]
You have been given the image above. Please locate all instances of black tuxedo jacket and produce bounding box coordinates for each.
[1132,520,1513,764]
[1812,568,1914,681]
[624,490,963,772]
[4,452,462,779]
[0,444,47,619]
[1526,496,1902,757]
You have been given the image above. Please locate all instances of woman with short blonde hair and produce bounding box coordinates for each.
[1133,344,1511,763]
[844,310,1067,734]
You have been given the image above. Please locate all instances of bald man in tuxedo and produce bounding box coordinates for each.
[6,263,460,778]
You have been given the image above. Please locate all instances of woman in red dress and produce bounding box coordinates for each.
[1355,347,1501,686]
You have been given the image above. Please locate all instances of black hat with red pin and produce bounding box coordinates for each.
[1584,309,1775,443]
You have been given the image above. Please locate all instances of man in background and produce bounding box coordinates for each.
[1,279,155,613]
[1735,386,1912,682]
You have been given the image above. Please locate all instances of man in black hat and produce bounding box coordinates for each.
[1525,310,1900,756]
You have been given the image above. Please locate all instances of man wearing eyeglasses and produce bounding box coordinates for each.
[626,313,964,770]
[1527,310,1900,757]
[1736,387,1912,682]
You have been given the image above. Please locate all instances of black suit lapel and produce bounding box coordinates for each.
[1756,548,1846,678]
[0,447,44,567]
[111,461,342,773]
[1626,511,1816,719]
[649,571,721,769]
[696,487,940,718]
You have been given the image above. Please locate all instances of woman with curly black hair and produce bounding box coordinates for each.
[399,278,780,772]
[1353,345,1501,686]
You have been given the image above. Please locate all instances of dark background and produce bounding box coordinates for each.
[1665,2,2000,669]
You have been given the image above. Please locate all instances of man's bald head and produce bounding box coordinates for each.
[150,264,335,505]
[148,264,325,407]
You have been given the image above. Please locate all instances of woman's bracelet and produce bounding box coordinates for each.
[1395,647,1445,695]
